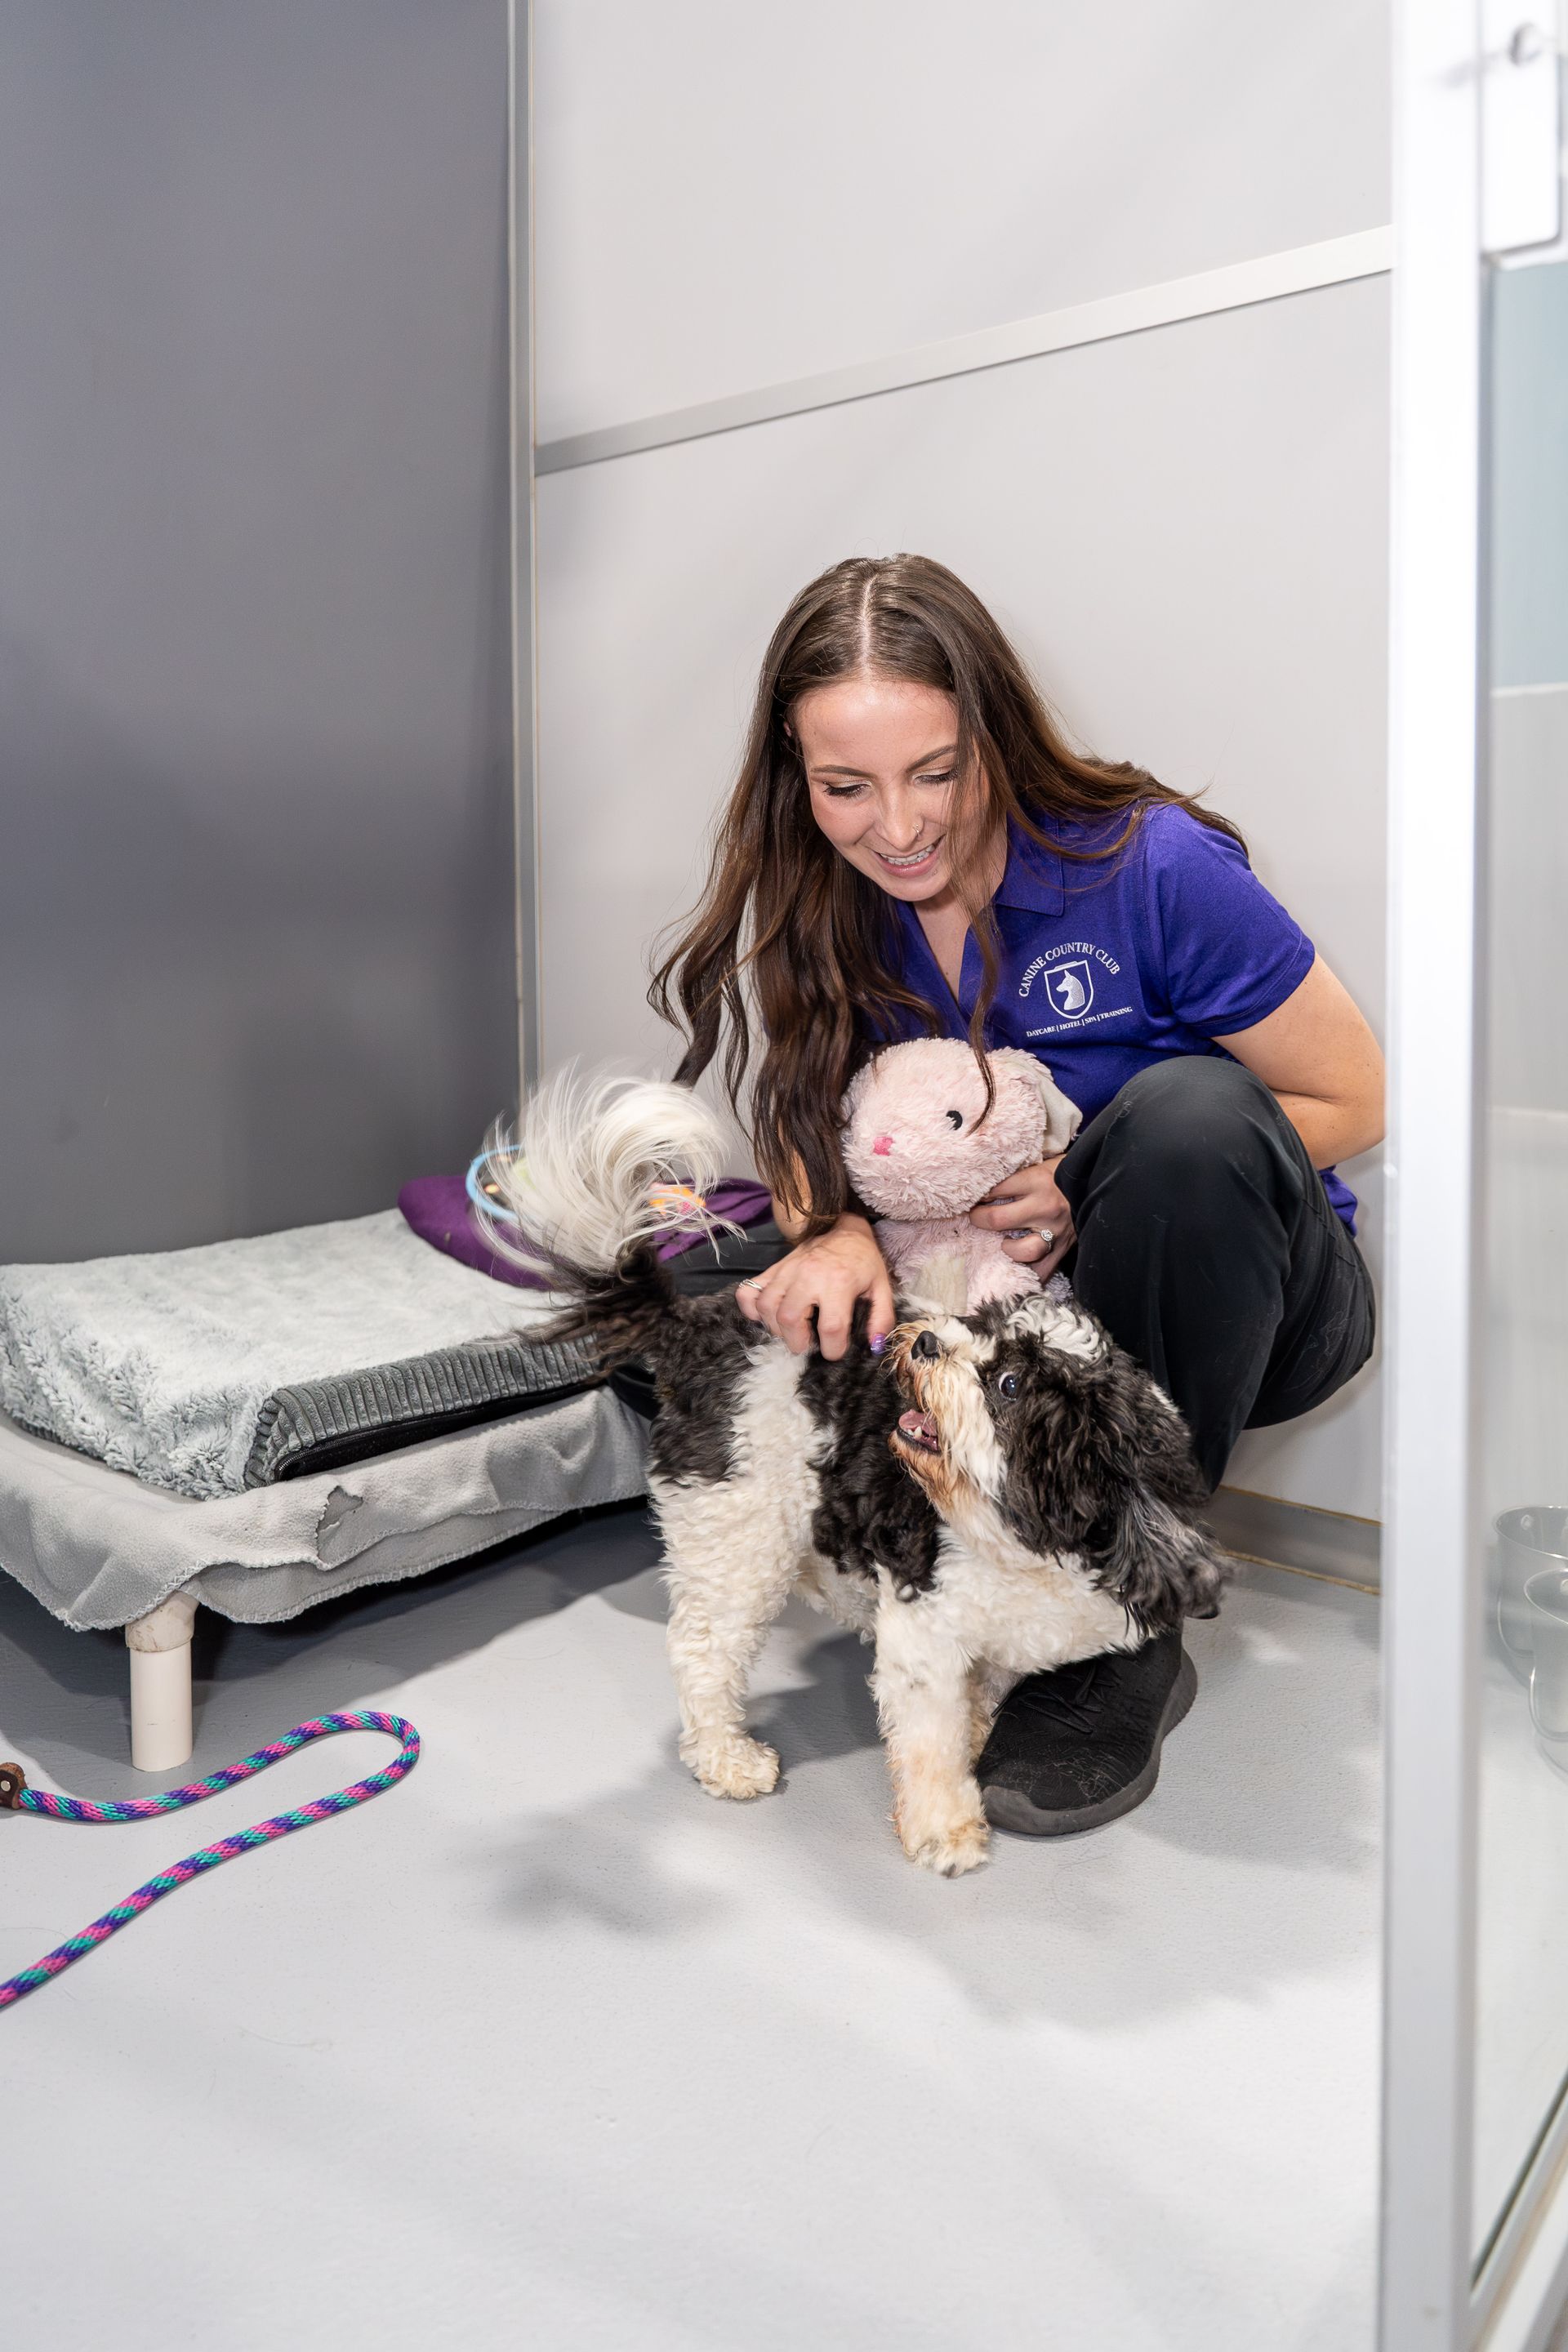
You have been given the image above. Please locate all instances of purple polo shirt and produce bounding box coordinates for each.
[876,804,1355,1230]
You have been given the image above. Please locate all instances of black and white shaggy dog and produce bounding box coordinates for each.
[482,1072,1228,1876]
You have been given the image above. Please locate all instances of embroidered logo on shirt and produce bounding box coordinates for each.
[1041,959,1094,1018]
[1018,941,1121,1021]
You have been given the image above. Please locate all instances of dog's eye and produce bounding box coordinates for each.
[946,1109,963,1129]
[996,1371,1018,1398]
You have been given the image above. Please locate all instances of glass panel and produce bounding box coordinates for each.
[1473,254,1568,2265]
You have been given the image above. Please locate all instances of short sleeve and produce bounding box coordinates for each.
[1139,805,1315,1036]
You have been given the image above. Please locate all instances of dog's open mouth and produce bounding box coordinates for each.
[896,1410,942,1454]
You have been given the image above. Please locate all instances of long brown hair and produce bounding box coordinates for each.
[649,554,1242,1235]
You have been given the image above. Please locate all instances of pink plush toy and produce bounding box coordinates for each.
[840,1038,1081,1312]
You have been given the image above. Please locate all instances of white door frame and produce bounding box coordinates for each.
[1382,5,1568,2346]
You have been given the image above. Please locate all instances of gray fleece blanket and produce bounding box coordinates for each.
[0,1388,650,1629]
[0,1212,590,1499]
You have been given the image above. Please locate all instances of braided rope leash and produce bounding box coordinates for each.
[0,1710,420,2011]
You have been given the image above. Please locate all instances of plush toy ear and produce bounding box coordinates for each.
[988,1049,1082,1157]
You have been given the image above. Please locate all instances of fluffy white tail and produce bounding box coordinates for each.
[474,1067,742,1285]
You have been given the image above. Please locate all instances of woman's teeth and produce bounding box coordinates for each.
[876,840,941,870]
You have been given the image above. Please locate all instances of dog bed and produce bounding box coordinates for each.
[0,1386,648,1633]
[0,1212,596,1499]
[0,1210,664,1769]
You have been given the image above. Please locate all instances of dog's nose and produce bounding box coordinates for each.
[911,1330,942,1360]
[871,1134,893,1156]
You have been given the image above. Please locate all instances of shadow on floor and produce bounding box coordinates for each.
[472,1559,1381,2035]
[1,1499,1380,2037]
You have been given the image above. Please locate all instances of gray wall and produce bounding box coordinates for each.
[0,0,518,1262]
[1488,262,1568,1119]
[1493,259,1568,693]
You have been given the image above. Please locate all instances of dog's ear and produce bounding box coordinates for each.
[1090,1485,1229,1631]
[1000,1350,1229,1632]
[1085,1370,1230,1630]
[999,1361,1135,1559]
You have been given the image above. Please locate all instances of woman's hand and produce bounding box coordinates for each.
[735,1212,896,1360]
[968,1156,1074,1280]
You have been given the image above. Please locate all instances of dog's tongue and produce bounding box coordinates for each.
[898,1410,939,1442]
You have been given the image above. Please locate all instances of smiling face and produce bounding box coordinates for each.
[792,676,1000,912]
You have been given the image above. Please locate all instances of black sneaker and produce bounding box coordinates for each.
[977,1626,1197,1837]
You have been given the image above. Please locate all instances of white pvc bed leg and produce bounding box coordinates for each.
[126,1588,199,1771]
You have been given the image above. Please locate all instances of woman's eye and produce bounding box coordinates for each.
[915,770,956,786]
[821,782,867,799]
[997,1372,1018,1398]
[946,1109,963,1130]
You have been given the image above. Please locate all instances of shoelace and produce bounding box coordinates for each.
[1008,1657,1108,1738]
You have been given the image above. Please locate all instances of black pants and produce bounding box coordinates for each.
[608,1221,793,1422]
[620,1058,1374,1493]
[1056,1058,1374,1490]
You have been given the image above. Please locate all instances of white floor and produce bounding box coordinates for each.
[1,1510,1382,2352]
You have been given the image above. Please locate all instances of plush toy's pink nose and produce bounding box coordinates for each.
[871,1134,893,1156]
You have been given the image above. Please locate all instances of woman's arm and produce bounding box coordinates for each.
[769,1190,810,1243]
[1214,954,1384,1167]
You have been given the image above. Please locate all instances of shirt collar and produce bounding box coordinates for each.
[991,817,1066,916]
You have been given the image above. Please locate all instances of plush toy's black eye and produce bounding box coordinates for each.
[946,1109,963,1129]
[996,1371,1019,1398]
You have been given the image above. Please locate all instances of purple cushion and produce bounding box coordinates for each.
[397,1174,774,1290]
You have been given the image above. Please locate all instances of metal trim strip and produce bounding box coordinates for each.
[535,227,1393,475]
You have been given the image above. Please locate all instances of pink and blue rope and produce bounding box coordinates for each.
[0,1710,420,2011]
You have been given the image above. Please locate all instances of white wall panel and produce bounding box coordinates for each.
[536,274,1388,1514]
[533,0,1388,441]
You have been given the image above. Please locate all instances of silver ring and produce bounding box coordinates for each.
[737,1278,762,1291]
[1037,1228,1055,1250]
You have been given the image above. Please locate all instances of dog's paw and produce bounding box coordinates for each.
[902,1806,987,1882]
[900,1813,991,1877]
[690,1735,782,1801]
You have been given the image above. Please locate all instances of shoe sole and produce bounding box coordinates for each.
[982,1649,1200,1839]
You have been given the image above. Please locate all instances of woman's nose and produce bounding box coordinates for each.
[875,786,921,848]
